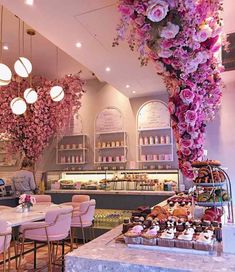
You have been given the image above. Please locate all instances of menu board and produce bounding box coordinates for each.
[138,100,170,130]
[96,107,124,133]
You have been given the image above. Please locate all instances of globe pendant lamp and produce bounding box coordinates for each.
[10,97,27,115]
[50,47,64,102]
[14,57,32,78]
[24,87,37,104]
[23,29,37,104]
[0,6,11,86]
[14,19,32,78]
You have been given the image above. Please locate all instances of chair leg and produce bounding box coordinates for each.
[17,236,25,272]
[92,226,95,240]
[8,247,11,272]
[70,229,73,251]
[81,226,85,244]
[3,250,6,272]
[47,240,52,272]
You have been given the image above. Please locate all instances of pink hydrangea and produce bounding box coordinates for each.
[179,88,195,104]
[146,0,169,22]
[160,22,180,39]
[158,48,173,58]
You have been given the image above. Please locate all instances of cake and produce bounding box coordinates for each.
[194,230,214,251]
[157,227,176,247]
[124,225,144,244]
[141,225,159,246]
[175,227,194,249]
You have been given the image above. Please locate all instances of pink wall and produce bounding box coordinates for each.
[205,70,235,198]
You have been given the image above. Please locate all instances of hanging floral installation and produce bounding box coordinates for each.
[0,73,85,161]
[114,0,226,178]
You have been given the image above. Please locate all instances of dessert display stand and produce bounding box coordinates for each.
[193,162,234,224]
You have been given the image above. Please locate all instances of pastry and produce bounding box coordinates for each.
[192,160,221,167]
[124,225,144,244]
[194,230,214,251]
[175,228,194,249]
[157,227,176,247]
[141,225,159,246]
[173,207,188,219]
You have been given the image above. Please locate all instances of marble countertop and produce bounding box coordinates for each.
[46,189,175,196]
[66,225,235,272]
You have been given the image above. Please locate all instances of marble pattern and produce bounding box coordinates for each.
[66,225,235,272]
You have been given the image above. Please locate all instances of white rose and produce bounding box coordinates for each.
[146,0,169,23]
[160,22,180,39]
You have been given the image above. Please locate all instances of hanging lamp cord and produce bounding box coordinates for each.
[29,31,33,87]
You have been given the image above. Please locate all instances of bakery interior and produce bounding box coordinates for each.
[0,0,235,271]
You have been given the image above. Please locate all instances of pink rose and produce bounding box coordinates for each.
[180,88,195,104]
[146,0,169,22]
[185,60,198,74]
[160,22,179,39]
[194,25,212,43]
[180,138,193,148]
[158,48,172,58]
[185,110,197,124]
[195,51,208,64]
[181,148,191,156]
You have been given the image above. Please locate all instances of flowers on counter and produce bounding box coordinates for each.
[114,0,225,178]
[0,73,85,162]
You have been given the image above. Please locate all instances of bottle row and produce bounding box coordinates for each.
[139,135,171,145]
[97,155,126,163]
[96,140,125,148]
[59,143,85,150]
[140,154,172,161]
[59,155,84,164]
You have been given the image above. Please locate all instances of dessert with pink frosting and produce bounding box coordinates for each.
[141,225,160,246]
[124,225,144,244]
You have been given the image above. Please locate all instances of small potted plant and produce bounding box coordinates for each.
[19,194,36,212]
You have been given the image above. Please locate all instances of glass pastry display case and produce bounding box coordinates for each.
[44,169,180,192]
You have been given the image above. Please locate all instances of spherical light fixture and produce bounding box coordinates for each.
[14,57,32,78]
[50,85,64,102]
[24,88,38,104]
[10,97,27,115]
[0,63,12,86]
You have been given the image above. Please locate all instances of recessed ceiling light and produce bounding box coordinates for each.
[126,84,130,88]
[105,67,111,72]
[25,0,34,5]
[3,44,8,50]
[76,42,82,48]
[132,91,136,94]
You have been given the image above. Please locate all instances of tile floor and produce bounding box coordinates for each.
[0,241,76,272]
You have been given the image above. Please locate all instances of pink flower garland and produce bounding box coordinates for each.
[114,0,224,179]
[0,73,85,162]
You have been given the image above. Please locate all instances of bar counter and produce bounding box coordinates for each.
[65,225,235,272]
[45,189,174,209]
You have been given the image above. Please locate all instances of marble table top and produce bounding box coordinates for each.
[66,225,235,272]
[2,204,71,227]
[46,189,175,196]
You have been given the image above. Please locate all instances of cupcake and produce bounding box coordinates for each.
[176,219,185,232]
[157,227,176,247]
[124,225,144,244]
[175,227,194,249]
[194,230,214,251]
[141,225,159,246]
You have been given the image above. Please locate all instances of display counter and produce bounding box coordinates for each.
[0,195,18,207]
[66,224,235,272]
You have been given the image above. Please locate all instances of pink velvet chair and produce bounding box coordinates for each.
[71,199,96,245]
[63,194,90,208]
[34,194,52,204]
[17,207,72,272]
[0,220,12,272]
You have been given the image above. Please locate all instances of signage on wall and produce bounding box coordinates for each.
[137,100,170,130]
[96,107,124,133]
[66,112,83,135]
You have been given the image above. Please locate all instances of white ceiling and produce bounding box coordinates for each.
[0,0,234,97]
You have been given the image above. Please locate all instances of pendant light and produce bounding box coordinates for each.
[23,29,37,104]
[0,6,12,86]
[14,19,32,78]
[50,47,64,102]
[10,80,27,115]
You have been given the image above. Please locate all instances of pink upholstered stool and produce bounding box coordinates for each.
[63,194,90,208]
[17,207,72,272]
[34,194,52,204]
